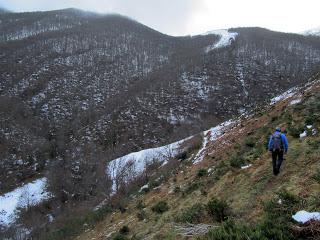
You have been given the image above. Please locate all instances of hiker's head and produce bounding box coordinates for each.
[276,127,281,132]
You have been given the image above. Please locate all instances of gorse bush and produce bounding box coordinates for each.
[229,154,245,168]
[203,219,267,240]
[136,200,145,210]
[119,225,130,235]
[177,203,206,223]
[113,233,128,240]
[212,161,229,180]
[207,198,230,222]
[312,168,320,183]
[288,125,304,138]
[197,168,208,177]
[151,201,169,214]
[245,137,256,147]
[202,192,302,240]
[137,210,146,221]
[184,181,203,195]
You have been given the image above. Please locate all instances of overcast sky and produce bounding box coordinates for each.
[0,0,319,36]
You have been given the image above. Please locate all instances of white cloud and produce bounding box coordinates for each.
[0,0,319,36]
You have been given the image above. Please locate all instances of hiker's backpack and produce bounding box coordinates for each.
[272,132,283,150]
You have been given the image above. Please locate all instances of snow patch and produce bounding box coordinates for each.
[0,177,51,227]
[194,119,235,164]
[139,184,149,193]
[289,98,302,105]
[205,119,235,141]
[241,164,252,169]
[270,87,299,105]
[202,29,238,52]
[194,134,208,164]
[299,131,307,138]
[292,210,320,223]
[107,138,187,192]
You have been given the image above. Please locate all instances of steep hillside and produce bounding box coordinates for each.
[1,8,320,239]
[72,74,320,240]
[1,9,320,198]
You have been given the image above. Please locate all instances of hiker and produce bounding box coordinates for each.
[268,127,289,175]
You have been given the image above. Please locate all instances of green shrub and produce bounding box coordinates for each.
[252,144,264,159]
[305,114,317,125]
[229,154,245,168]
[119,225,129,235]
[177,203,206,223]
[212,161,229,180]
[288,125,304,138]
[184,181,203,194]
[203,219,266,240]
[207,198,229,222]
[137,210,146,221]
[151,201,169,214]
[136,200,145,210]
[174,186,181,193]
[113,233,128,240]
[197,168,208,177]
[312,169,320,183]
[245,137,256,147]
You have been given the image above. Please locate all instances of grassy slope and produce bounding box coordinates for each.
[75,79,320,240]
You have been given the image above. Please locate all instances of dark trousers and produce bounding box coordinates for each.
[272,149,284,175]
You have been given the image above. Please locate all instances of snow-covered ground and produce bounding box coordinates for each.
[202,29,238,52]
[292,210,320,223]
[241,164,252,169]
[107,138,187,192]
[107,119,236,191]
[289,98,302,105]
[270,86,300,105]
[0,177,51,227]
[194,119,235,164]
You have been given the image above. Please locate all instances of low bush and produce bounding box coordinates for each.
[202,219,266,240]
[229,154,245,168]
[174,186,181,193]
[137,210,146,221]
[212,161,229,180]
[202,192,302,240]
[183,181,203,195]
[113,233,128,240]
[177,203,206,223]
[136,200,145,210]
[288,125,304,138]
[245,137,256,147]
[207,198,230,222]
[305,114,317,125]
[151,201,169,214]
[119,225,130,235]
[197,168,208,177]
[312,169,320,184]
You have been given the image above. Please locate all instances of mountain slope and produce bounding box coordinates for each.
[74,74,320,240]
[1,8,320,238]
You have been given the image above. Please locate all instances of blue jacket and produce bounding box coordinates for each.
[268,131,288,152]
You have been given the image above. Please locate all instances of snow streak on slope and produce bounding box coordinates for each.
[202,29,238,52]
[107,119,236,191]
[194,119,235,164]
[0,177,51,227]
[107,139,188,192]
[270,86,300,105]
